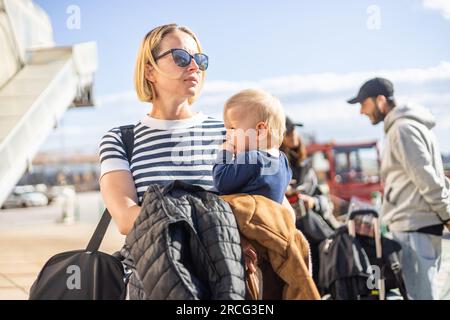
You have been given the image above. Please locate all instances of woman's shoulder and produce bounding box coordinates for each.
[200,115,224,126]
[99,122,143,149]
[100,126,122,141]
[194,115,225,135]
[101,122,141,138]
[203,115,223,122]
[194,112,220,122]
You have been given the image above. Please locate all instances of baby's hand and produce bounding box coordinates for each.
[220,140,235,154]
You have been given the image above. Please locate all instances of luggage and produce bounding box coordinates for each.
[29,125,135,300]
[318,198,409,300]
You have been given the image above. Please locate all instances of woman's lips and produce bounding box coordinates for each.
[184,76,199,84]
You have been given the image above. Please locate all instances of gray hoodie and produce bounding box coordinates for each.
[381,104,450,232]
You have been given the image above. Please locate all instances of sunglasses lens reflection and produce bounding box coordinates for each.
[194,54,208,71]
[171,49,208,71]
[172,49,191,67]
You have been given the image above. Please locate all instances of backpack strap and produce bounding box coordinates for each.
[86,125,135,252]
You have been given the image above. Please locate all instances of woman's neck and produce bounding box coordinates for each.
[149,98,194,120]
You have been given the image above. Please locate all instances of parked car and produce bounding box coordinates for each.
[1,193,25,209]
[1,189,48,209]
[20,192,49,207]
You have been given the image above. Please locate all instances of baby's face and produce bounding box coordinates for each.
[224,106,267,153]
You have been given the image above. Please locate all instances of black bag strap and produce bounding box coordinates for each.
[86,125,135,252]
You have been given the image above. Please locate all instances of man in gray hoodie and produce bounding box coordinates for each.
[348,77,450,300]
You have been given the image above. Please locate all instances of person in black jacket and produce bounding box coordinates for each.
[281,117,330,218]
[281,117,340,285]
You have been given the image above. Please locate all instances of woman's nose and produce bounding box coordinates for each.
[187,58,200,72]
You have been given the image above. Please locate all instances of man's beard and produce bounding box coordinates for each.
[371,105,385,125]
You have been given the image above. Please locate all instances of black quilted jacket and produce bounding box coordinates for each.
[122,181,246,300]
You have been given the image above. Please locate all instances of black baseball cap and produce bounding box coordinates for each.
[285,116,303,134]
[347,77,394,104]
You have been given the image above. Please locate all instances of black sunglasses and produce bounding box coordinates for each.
[154,48,209,71]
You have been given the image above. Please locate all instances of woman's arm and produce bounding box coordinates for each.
[99,170,141,235]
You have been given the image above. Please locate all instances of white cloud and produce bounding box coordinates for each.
[96,61,450,108]
[44,62,450,154]
[202,61,450,97]
[422,0,450,20]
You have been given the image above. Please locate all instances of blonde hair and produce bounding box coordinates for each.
[224,89,286,147]
[134,23,205,104]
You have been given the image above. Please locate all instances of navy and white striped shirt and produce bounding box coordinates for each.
[99,112,225,204]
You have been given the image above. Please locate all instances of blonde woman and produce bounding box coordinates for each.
[99,24,224,236]
[99,24,296,236]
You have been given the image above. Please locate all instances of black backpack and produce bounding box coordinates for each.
[29,125,135,300]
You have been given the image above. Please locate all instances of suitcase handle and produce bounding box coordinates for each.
[348,208,379,220]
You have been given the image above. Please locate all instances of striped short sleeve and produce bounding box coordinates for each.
[98,128,130,180]
[98,113,225,204]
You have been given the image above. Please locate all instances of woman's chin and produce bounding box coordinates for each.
[185,87,198,98]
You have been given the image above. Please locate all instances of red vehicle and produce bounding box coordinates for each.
[306,140,382,215]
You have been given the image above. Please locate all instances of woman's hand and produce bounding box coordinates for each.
[299,194,316,210]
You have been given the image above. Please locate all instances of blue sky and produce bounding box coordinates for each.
[34,0,450,153]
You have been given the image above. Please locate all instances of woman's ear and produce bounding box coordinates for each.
[144,64,156,83]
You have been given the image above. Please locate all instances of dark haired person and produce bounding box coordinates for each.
[281,117,337,284]
[348,77,450,300]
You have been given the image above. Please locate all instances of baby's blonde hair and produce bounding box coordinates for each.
[224,89,286,147]
[134,23,205,105]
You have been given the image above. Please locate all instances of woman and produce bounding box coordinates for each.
[99,23,296,236]
[281,117,326,212]
[281,116,338,285]
[99,24,222,236]
[99,24,297,299]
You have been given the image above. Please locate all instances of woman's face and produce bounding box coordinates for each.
[148,30,202,102]
[282,130,300,149]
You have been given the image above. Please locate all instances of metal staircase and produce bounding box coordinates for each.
[0,0,97,206]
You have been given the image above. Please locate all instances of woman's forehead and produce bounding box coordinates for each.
[160,31,198,53]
